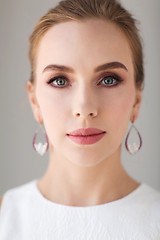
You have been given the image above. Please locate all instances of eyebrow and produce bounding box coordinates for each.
[42,61,128,73]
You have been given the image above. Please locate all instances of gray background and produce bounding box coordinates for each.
[0,0,160,195]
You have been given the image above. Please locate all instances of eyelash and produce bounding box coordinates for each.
[47,74,123,89]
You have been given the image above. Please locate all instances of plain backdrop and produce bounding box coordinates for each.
[0,0,160,195]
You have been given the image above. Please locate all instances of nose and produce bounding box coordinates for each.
[74,112,96,118]
[72,87,98,119]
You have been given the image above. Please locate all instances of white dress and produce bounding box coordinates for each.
[0,179,160,240]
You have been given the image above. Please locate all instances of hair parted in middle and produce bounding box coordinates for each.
[28,0,144,90]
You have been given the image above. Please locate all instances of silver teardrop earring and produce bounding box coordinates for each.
[32,123,49,156]
[125,118,142,155]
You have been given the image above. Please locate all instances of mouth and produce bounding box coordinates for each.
[66,130,106,145]
[67,128,106,136]
[67,133,104,137]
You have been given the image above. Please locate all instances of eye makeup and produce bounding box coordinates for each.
[46,72,124,89]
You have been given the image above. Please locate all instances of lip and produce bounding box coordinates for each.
[67,128,106,136]
[66,128,106,145]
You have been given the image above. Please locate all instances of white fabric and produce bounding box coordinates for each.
[0,179,160,240]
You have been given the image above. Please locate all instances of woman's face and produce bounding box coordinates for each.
[27,19,142,167]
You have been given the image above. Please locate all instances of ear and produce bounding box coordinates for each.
[26,81,43,124]
[130,89,142,123]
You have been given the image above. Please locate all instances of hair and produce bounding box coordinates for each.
[28,0,144,90]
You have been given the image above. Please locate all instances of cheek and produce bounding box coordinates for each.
[36,86,66,118]
[105,86,135,137]
[111,93,134,119]
[35,88,69,144]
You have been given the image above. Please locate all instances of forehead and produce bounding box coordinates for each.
[36,19,133,74]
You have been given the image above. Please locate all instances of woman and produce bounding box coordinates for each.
[0,0,160,238]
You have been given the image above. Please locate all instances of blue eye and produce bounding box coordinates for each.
[47,76,68,88]
[100,75,122,87]
[47,74,123,88]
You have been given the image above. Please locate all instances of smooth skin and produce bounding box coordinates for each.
[1,19,142,208]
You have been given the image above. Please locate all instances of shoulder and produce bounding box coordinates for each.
[139,183,160,203]
[0,180,37,211]
[138,183,160,217]
[0,196,3,209]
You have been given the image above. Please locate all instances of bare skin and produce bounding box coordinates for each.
[27,19,142,207]
[37,147,140,206]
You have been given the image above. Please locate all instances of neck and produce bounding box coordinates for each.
[37,147,139,207]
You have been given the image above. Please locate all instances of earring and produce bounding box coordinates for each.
[32,124,49,156]
[125,120,142,155]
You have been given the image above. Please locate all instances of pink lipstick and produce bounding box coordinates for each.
[66,128,106,145]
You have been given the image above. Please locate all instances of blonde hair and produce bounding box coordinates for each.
[28,0,144,90]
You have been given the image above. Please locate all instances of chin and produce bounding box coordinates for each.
[68,155,106,168]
